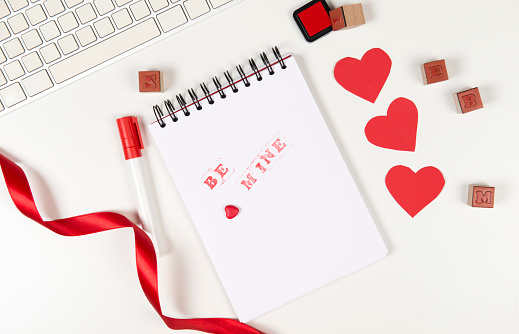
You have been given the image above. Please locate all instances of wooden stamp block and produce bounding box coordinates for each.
[454,87,483,113]
[139,71,163,92]
[329,3,365,31]
[421,59,448,85]
[469,185,495,208]
[343,3,365,27]
[329,7,346,30]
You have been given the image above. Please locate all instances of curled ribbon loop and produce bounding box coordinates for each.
[0,153,264,334]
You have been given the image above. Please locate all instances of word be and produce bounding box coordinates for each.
[237,134,292,190]
[200,158,235,191]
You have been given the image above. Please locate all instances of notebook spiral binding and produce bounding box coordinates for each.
[153,46,288,128]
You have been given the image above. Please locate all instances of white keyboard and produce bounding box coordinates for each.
[0,0,243,117]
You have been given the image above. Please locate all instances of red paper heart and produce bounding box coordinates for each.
[225,205,240,219]
[365,97,418,151]
[334,48,392,103]
[385,166,445,218]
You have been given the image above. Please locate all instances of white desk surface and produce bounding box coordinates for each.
[1,0,518,333]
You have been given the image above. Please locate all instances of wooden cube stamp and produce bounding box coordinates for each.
[469,185,495,208]
[454,87,483,113]
[139,71,163,92]
[329,7,346,30]
[344,3,365,27]
[421,59,448,85]
[329,3,365,31]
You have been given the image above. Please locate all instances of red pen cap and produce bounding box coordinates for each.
[117,116,144,160]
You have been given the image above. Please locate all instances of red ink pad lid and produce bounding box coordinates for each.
[293,0,332,42]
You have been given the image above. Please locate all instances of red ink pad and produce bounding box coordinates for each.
[293,0,332,42]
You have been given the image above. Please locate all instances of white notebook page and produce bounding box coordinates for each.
[149,54,388,322]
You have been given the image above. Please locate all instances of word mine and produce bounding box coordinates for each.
[237,134,292,190]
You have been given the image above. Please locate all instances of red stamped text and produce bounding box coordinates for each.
[237,133,292,190]
[200,158,235,191]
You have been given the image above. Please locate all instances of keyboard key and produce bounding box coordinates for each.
[6,0,28,11]
[183,0,209,19]
[0,82,26,107]
[8,13,30,34]
[57,11,78,32]
[0,49,6,63]
[57,34,78,54]
[93,0,114,15]
[208,0,230,8]
[43,0,65,16]
[0,70,6,86]
[129,0,149,20]
[22,69,53,96]
[148,0,167,12]
[39,20,61,41]
[4,38,24,58]
[39,42,60,63]
[93,17,114,37]
[25,4,47,25]
[49,18,160,83]
[114,0,131,6]
[75,3,96,24]
[75,25,96,46]
[0,0,10,18]
[21,29,42,49]
[112,8,132,29]
[63,0,82,8]
[0,22,11,42]
[0,100,3,111]
[4,60,25,80]
[156,5,186,32]
[21,51,43,71]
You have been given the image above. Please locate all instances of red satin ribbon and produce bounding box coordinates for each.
[0,152,264,334]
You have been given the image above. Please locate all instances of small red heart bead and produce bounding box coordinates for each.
[225,205,240,219]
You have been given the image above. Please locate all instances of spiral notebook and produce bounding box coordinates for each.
[148,48,388,322]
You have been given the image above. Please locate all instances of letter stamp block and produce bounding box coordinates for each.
[329,3,365,31]
[329,7,346,31]
[455,87,483,113]
[469,185,495,208]
[421,59,448,85]
[139,71,163,92]
[343,3,365,28]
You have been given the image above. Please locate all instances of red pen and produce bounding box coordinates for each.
[117,116,164,257]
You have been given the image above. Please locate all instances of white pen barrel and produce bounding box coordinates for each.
[126,157,164,257]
